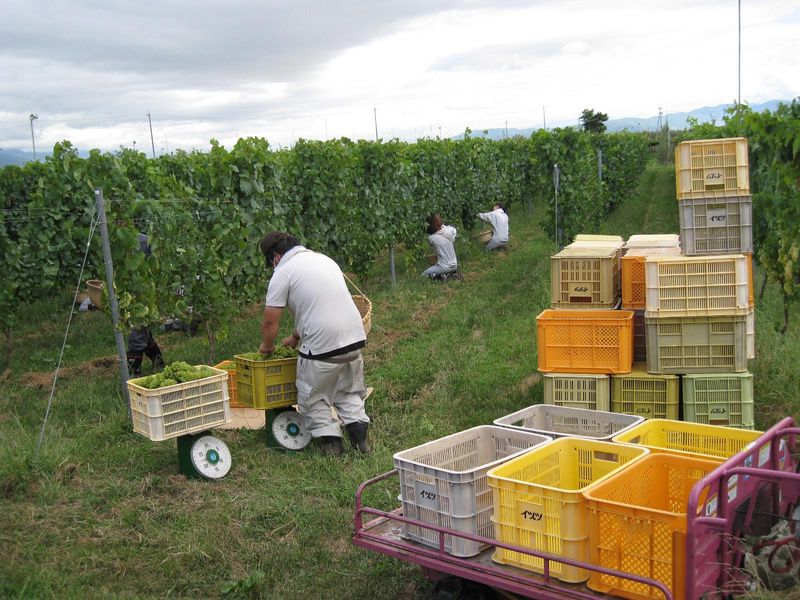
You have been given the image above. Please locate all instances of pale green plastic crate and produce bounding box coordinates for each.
[543,373,611,411]
[645,313,749,374]
[610,363,679,420]
[682,372,754,429]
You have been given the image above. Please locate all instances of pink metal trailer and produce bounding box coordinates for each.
[353,418,800,599]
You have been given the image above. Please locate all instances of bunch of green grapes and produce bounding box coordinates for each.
[135,361,216,389]
[238,347,298,361]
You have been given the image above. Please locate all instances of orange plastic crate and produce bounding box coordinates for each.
[214,360,242,408]
[537,309,633,374]
[584,453,722,600]
[621,247,681,310]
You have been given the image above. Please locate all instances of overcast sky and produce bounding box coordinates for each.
[1,0,798,155]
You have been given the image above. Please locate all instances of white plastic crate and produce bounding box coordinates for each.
[393,425,551,557]
[128,366,231,441]
[623,234,681,250]
[493,404,643,441]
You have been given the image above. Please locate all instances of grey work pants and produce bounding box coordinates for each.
[295,351,369,439]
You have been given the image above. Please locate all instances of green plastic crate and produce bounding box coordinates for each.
[645,313,749,374]
[550,246,621,309]
[234,354,297,410]
[610,363,679,420]
[682,372,754,429]
[543,373,611,411]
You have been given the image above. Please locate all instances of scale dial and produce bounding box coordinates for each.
[271,410,311,450]
[190,435,232,480]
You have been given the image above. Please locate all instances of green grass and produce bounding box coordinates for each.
[2,160,800,599]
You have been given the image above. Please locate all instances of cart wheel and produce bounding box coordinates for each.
[426,576,500,600]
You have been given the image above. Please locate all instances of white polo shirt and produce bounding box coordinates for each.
[478,208,509,243]
[266,246,365,357]
[428,225,458,270]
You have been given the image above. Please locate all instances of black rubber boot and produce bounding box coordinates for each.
[346,422,371,454]
[127,353,143,376]
[315,436,344,456]
[144,340,165,370]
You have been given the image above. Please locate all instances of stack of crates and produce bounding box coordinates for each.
[538,235,633,411]
[639,137,756,429]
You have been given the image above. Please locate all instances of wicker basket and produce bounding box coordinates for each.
[352,294,372,336]
[86,279,105,308]
[427,254,438,266]
[473,230,492,244]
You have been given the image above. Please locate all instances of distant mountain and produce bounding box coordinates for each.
[0,148,40,167]
[455,99,789,140]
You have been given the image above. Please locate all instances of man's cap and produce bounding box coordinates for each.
[260,231,288,265]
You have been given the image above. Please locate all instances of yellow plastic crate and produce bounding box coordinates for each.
[675,137,749,200]
[234,354,297,410]
[610,363,679,420]
[621,247,681,310]
[487,437,649,583]
[537,309,634,374]
[644,254,752,317]
[128,366,230,442]
[551,246,622,309]
[611,418,763,461]
[543,373,610,411]
[584,453,722,600]
[214,360,244,408]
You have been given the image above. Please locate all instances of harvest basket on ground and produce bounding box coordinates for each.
[472,230,492,244]
[583,453,722,600]
[487,437,649,583]
[86,279,105,308]
[234,354,297,410]
[493,404,643,441]
[127,365,230,442]
[393,425,551,558]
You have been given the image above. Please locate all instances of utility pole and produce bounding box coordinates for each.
[505,120,508,139]
[542,106,547,130]
[29,113,38,160]
[738,0,741,104]
[373,107,379,141]
[656,107,663,131]
[147,110,156,158]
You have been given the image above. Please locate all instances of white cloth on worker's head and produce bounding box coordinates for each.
[266,245,365,357]
[478,208,509,243]
[428,224,458,271]
[295,352,369,438]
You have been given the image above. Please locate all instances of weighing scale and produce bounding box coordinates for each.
[177,431,233,480]
[266,406,311,451]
